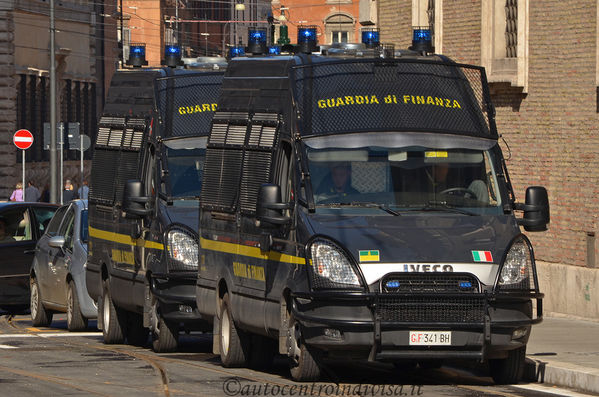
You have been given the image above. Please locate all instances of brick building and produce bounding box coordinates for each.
[378,0,599,319]
[0,0,118,200]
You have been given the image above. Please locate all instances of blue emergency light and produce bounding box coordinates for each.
[163,44,183,68]
[248,28,267,54]
[459,281,473,289]
[386,280,400,289]
[127,44,148,67]
[361,28,380,48]
[410,27,434,54]
[268,45,281,55]
[229,45,245,58]
[297,25,317,53]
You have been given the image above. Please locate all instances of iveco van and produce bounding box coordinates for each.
[86,66,223,351]
[196,29,549,383]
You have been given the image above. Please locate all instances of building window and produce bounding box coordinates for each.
[481,0,528,91]
[427,0,435,43]
[332,31,348,43]
[505,0,517,57]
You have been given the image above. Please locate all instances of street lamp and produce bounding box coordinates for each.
[201,32,210,55]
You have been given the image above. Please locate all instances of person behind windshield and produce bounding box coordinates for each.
[426,162,489,203]
[0,218,15,242]
[316,163,359,198]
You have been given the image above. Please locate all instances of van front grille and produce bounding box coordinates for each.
[377,296,486,324]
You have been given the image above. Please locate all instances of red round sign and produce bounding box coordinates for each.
[13,129,34,150]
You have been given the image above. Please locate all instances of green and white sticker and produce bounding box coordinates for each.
[359,250,380,262]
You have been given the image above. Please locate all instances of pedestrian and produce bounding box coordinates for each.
[62,179,75,203]
[9,182,24,202]
[40,184,50,203]
[24,180,41,202]
[77,180,89,200]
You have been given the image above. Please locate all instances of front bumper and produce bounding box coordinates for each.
[290,290,543,361]
[151,272,207,326]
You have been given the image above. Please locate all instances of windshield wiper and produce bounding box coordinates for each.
[407,201,478,216]
[316,201,401,216]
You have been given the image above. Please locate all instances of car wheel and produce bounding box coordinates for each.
[490,346,526,385]
[219,293,250,367]
[286,310,321,381]
[67,280,88,331]
[101,280,126,344]
[30,278,53,327]
[152,316,178,353]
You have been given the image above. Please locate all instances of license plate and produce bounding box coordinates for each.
[409,331,451,346]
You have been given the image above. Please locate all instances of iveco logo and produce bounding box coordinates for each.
[403,264,454,272]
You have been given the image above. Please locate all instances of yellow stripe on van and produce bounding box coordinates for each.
[89,226,164,250]
[200,237,306,265]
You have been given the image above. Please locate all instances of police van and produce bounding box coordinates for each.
[86,51,224,352]
[196,29,549,382]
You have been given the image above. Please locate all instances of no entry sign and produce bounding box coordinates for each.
[14,129,34,150]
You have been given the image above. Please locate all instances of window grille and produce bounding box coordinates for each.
[505,0,517,58]
[427,0,435,45]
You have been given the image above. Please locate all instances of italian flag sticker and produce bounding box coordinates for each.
[472,250,493,262]
[359,250,380,262]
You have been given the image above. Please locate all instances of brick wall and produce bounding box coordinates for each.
[0,11,17,200]
[378,1,599,268]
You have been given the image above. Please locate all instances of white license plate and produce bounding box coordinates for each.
[409,331,451,346]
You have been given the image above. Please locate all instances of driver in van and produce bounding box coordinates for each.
[426,162,489,203]
[316,163,360,197]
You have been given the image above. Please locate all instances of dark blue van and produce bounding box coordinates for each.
[196,30,549,383]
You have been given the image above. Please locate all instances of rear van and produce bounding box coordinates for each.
[86,66,223,351]
[196,29,549,383]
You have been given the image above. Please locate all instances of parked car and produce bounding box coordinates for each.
[30,199,96,330]
[0,201,58,313]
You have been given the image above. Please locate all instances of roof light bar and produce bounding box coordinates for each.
[248,28,267,54]
[229,45,245,59]
[163,44,183,68]
[268,45,281,55]
[410,26,434,54]
[361,28,380,48]
[127,43,148,67]
[297,25,318,53]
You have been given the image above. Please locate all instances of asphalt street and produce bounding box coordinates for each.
[0,314,595,397]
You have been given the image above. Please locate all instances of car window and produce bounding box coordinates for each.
[45,206,68,237]
[0,208,31,243]
[31,206,59,237]
[59,208,76,250]
[80,210,88,243]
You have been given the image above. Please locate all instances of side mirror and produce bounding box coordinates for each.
[256,184,291,227]
[123,180,151,217]
[48,236,65,249]
[516,186,550,232]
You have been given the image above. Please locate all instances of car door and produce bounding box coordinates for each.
[35,206,68,305]
[49,206,76,306]
[0,206,37,307]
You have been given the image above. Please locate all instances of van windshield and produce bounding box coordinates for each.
[304,133,503,215]
[164,137,207,198]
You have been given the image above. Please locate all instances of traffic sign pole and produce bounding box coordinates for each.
[13,129,34,202]
[22,150,25,200]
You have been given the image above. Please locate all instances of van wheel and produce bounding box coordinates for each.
[30,278,53,327]
[490,346,526,384]
[287,313,321,381]
[127,313,148,347]
[101,281,126,344]
[219,293,250,367]
[151,301,178,353]
[67,280,88,331]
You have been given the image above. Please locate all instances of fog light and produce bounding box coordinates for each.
[324,328,342,340]
[179,305,193,313]
[511,327,528,340]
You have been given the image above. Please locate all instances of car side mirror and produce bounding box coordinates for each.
[48,236,65,249]
[256,184,291,228]
[123,180,152,217]
[516,186,550,232]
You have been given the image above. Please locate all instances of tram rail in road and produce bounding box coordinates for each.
[0,314,593,397]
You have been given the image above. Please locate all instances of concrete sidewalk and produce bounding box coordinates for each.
[525,315,599,394]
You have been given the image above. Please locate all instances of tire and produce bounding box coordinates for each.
[219,293,250,367]
[489,346,526,385]
[30,278,53,327]
[126,312,149,347]
[67,280,88,331]
[287,312,321,382]
[151,316,179,353]
[101,281,126,344]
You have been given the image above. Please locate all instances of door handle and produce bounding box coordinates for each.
[23,249,36,255]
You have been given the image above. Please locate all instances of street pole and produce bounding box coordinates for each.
[59,122,63,205]
[80,134,83,192]
[22,150,25,202]
[50,0,57,203]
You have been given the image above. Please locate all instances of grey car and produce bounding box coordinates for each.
[30,199,96,330]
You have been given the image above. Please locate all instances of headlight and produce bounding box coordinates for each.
[310,240,361,288]
[167,229,198,271]
[498,238,532,289]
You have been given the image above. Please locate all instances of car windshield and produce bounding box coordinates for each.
[304,133,503,215]
[164,137,207,199]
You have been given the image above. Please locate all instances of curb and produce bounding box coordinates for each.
[525,357,599,395]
